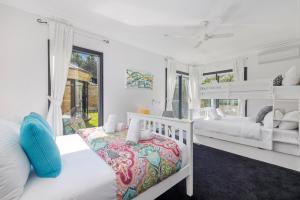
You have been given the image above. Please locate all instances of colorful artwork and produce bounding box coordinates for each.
[126,69,153,89]
[78,128,182,200]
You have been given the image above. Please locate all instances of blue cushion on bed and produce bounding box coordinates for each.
[20,115,61,178]
[29,112,54,138]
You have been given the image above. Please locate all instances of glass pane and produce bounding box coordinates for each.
[219,73,234,83]
[200,99,212,108]
[218,99,240,116]
[181,76,189,119]
[202,74,217,85]
[172,75,189,119]
[172,76,180,118]
[61,49,101,135]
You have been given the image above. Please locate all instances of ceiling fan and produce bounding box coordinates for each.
[163,1,240,48]
[193,20,235,48]
[164,20,235,48]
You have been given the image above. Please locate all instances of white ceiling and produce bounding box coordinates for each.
[1,0,300,64]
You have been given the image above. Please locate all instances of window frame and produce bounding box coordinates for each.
[48,43,104,126]
[202,67,248,116]
[165,69,189,119]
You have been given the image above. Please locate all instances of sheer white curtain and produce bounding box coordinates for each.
[166,59,177,111]
[188,66,200,109]
[233,57,247,82]
[47,21,74,136]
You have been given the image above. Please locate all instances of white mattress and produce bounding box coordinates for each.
[194,116,262,140]
[20,133,188,200]
[20,134,116,200]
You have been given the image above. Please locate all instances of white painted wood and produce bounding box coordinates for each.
[197,80,300,157]
[128,113,194,199]
[199,79,273,99]
[193,128,273,150]
[194,134,300,172]
[133,166,190,200]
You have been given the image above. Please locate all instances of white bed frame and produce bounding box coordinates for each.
[193,126,273,150]
[127,113,194,200]
[193,79,300,171]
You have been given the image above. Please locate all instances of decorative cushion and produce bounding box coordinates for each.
[126,118,141,144]
[256,106,273,123]
[140,129,154,140]
[216,108,225,118]
[208,108,221,120]
[0,119,30,200]
[63,117,86,135]
[69,117,86,131]
[263,110,284,128]
[263,111,273,128]
[62,117,75,135]
[20,115,61,177]
[282,66,300,86]
[29,112,54,138]
[104,114,118,133]
[273,74,283,86]
[279,111,299,130]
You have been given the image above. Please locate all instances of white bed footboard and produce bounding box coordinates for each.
[127,112,194,199]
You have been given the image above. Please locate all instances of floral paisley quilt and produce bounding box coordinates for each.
[78,127,182,200]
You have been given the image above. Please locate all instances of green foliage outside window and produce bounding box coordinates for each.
[71,52,98,79]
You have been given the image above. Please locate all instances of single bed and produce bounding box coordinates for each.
[20,113,193,200]
[193,116,272,150]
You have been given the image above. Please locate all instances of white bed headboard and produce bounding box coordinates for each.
[127,112,193,147]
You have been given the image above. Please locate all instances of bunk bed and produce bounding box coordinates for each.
[193,79,300,158]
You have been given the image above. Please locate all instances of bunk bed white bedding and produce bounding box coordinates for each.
[193,115,273,150]
[194,116,261,140]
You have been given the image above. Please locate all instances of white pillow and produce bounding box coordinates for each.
[282,66,300,86]
[279,111,299,130]
[140,129,154,140]
[0,119,30,200]
[263,111,273,128]
[264,110,284,128]
[208,108,221,120]
[126,118,141,144]
[216,108,225,118]
[273,109,284,128]
[103,114,118,133]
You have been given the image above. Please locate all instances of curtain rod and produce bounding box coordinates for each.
[36,18,110,44]
[37,18,47,24]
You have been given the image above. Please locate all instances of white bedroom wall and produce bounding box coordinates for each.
[0,4,49,122]
[74,33,165,122]
[0,4,165,123]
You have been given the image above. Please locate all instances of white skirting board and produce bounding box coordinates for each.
[194,134,300,172]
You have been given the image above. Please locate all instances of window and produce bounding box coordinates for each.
[201,69,240,116]
[61,46,103,134]
[172,71,189,119]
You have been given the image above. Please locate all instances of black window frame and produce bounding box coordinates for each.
[48,43,104,126]
[165,69,189,119]
[202,67,248,115]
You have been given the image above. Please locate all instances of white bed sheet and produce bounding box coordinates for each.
[20,134,116,200]
[194,116,262,140]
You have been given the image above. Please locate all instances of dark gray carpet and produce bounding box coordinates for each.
[156,144,300,200]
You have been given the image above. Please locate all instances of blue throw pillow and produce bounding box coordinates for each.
[29,112,55,138]
[20,115,62,178]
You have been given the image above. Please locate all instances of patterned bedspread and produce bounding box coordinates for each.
[78,127,182,200]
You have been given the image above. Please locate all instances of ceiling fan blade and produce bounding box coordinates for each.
[209,33,234,39]
[194,41,202,48]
